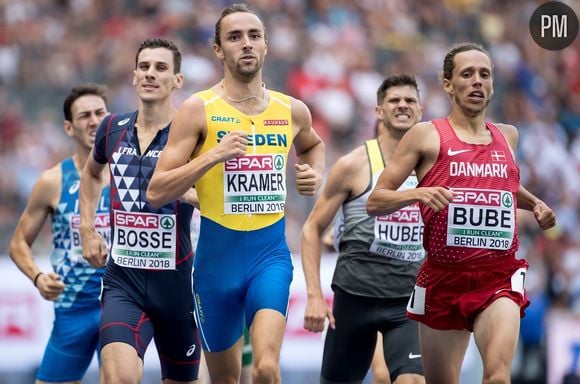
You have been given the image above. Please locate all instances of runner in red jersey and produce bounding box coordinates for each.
[367,43,556,384]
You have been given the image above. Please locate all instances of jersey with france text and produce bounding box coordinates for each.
[51,157,109,310]
[418,118,520,267]
[332,139,425,299]
[93,112,194,272]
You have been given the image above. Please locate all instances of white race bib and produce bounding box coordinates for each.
[223,154,286,214]
[111,210,176,270]
[447,188,515,250]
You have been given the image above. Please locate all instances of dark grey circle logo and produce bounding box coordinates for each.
[530,1,579,50]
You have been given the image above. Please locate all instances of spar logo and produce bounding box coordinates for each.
[115,212,158,228]
[71,214,110,229]
[225,155,285,171]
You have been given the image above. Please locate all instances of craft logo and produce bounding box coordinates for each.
[529,1,578,50]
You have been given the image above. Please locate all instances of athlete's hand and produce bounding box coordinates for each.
[303,294,335,333]
[417,187,454,211]
[213,131,248,163]
[295,163,322,196]
[81,228,108,268]
[36,272,65,301]
[533,201,556,230]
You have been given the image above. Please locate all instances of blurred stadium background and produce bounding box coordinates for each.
[0,0,578,383]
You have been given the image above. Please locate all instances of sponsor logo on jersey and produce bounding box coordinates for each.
[263,119,289,126]
[211,115,241,124]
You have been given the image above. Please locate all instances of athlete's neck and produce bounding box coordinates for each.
[136,101,176,132]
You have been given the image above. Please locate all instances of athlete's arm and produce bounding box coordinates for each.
[516,186,556,229]
[367,122,453,216]
[497,123,556,230]
[291,98,325,196]
[302,152,358,333]
[9,167,65,300]
[147,95,247,208]
[80,151,108,268]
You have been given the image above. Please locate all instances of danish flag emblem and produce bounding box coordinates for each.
[491,150,506,162]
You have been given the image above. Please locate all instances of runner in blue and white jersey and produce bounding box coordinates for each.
[10,83,109,384]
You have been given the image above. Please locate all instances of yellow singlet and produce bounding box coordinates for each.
[194,89,294,231]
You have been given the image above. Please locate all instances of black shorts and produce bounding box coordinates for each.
[321,286,423,383]
[100,263,201,381]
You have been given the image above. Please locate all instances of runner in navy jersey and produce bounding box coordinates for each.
[367,43,556,384]
[80,38,200,384]
[9,83,109,384]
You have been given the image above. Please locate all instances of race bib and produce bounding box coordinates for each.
[369,205,425,261]
[70,213,110,264]
[369,175,424,261]
[447,188,515,250]
[111,210,176,270]
[223,154,286,214]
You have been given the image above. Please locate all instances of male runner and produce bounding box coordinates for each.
[80,38,200,383]
[367,42,556,384]
[9,83,109,384]
[302,75,425,384]
[147,4,325,383]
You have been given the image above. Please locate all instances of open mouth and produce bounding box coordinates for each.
[468,91,484,99]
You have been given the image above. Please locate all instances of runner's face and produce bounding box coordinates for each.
[377,85,422,133]
[66,94,108,148]
[444,50,493,117]
[214,12,267,80]
[133,47,182,102]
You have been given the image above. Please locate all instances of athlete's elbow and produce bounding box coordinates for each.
[146,185,164,209]
[366,195,381,216]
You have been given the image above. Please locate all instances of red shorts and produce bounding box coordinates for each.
[406,257,529,331]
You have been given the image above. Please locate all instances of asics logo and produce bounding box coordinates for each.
[408,352,421,359]
[447,148,472,156]
[69,180,80,194]
[118,118,130,126]
[186,344,196,357]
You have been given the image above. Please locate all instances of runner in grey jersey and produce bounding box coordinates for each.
[301,74,425,384]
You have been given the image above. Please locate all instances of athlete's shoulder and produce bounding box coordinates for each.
[31,162,62,206]
[109,111,136,128]
[333,144,368,176]
[98,111,136,136]
[412,120,436,132]
[492,122,518,135]
[491,122,518,150]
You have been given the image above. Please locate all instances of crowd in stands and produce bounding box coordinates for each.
[0,1,578,378]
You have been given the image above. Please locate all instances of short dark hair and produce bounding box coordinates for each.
[442,42,491,80]
[63,83,108,121]
[376,74,419,105]
[213,3,265,47]
[135,37,182,73]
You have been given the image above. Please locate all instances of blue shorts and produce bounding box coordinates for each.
[37,306,100,382]
[100,264,201,381]
[193,217,293,352]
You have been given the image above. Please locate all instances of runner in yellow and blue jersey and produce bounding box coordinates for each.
[148,5,325,383]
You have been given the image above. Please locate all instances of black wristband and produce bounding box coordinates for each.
[33,272,43,287]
